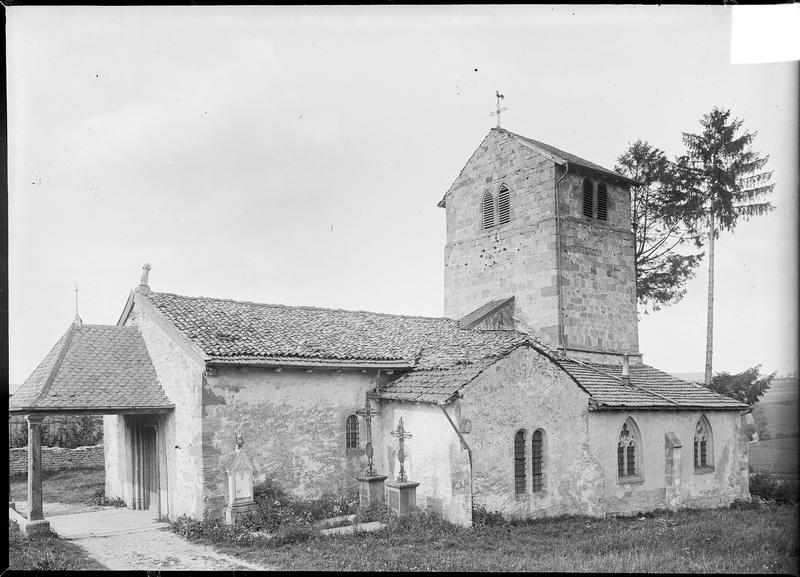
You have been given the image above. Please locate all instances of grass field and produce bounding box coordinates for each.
[10,468,106,515]
[196,505,798,573]
[8,519,108,571]
[753,378,799,440]
[750,437,799,478]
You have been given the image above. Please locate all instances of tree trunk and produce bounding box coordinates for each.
[704,207,715,386]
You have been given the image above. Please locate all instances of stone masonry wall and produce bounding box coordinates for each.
[442,129,639,354]
[201,366,375,520]
[124,298,205,520]
[559,169,638,354]
[443,129,560,344]
[459,346,604,519]
[588,410,748,514]
[10,445,104,476]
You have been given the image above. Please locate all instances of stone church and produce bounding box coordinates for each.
[10,127,749,527]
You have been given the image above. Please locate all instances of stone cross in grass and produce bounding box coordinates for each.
[356,392,380,476]
[391,417,413,483]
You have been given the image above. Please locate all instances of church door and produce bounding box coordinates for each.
[126,415,160,513]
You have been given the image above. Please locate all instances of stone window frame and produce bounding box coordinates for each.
[345,414,359,449]
[617,417,644,484]
[531,428,546,493]
[481,183,511,230]
[513,429,527,495]
[693,414,714,474]
[482,190,495,229]
[582,177,610,222]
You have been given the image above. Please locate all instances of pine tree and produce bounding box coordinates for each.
[682,108,775,386]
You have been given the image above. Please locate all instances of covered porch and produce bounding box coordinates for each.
[8,316,174,536]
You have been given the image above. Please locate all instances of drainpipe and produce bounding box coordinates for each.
[438,404,474,525]
[555,161,570,352]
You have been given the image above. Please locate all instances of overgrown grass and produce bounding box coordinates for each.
[8,519,108,571]
[9,467,106,505]
[207,504,798,572]
[90,488,127,508]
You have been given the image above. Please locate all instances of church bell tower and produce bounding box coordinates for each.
[440,127,640,364]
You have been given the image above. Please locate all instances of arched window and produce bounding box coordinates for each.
[694,415,713,471]
[617,417,642,480]
[497,184,510,225]
[582,178,594,218]
[345,415,359,449]
[482,190,495,229]
[531,429,544,492]
[514,430,526,494]
[596,182,608,220]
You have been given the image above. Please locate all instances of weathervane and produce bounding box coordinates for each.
[73,284,82,324]
[489,90,507,128]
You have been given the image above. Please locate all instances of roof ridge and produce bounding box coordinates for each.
[145,291,460,323]
[30,323,80,407]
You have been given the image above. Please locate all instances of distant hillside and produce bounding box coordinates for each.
[669,372,704,383]
[752,378,798,440]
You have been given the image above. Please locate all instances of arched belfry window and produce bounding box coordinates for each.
[596,182,608,220]
[531,429,545,492]
[345,415,359,449]
[694,415,713,471]
[514,430,526,494]
[582,179,594,218]
[617,417,642,481]
[497,184,510,225]
[482,190,495,229]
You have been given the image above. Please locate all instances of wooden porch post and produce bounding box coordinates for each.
[24,414,50,536]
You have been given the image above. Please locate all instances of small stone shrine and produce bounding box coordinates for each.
[224,433,258,525]
[385,417,419,517]
[355,393,387,506]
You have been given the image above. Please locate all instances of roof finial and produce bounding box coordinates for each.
[73,284,82,325]
[139,263,151,293]
[489,90,507,128]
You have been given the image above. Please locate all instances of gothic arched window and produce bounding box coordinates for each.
[617,417,642,481]
[514,430,526,494]
[497,184,510,225]
[482,190,495,229]
[694,415,713,471]
[596,182,608,220]
[531,429,544,492]
[345,415,359,449]
[582,178,594,218]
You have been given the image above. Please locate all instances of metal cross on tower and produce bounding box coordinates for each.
[390,417,413,483]
[489,90,507,128]
[356,392,380,476]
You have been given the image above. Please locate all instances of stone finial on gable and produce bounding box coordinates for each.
[137,263,152,293]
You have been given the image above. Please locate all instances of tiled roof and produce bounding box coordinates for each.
[458,296,514,329]
[141,292,532,369]
[9,322,173,413]
[498,128,638,186]
[555,357,748,410]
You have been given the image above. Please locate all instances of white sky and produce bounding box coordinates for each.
[7,5,798,387]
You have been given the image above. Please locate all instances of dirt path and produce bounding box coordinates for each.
[72,527,276,571]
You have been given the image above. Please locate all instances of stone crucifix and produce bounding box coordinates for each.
[356,393,380,476]
[391,417,413,483]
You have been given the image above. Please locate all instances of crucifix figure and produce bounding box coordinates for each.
[356,393,380,476]
[391,417,413,483]
[489,90,507,128]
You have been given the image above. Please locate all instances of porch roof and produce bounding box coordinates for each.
[9,320,174,414]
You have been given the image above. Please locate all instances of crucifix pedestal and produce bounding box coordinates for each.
[24,415,51,537]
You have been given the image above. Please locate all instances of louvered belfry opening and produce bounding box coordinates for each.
[596,182,608,220]
[582,178,594,218]
[497,184,510,225]
[514,430,526,494]
[482,191,495,229]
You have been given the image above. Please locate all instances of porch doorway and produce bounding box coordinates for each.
[125,415,161,514]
